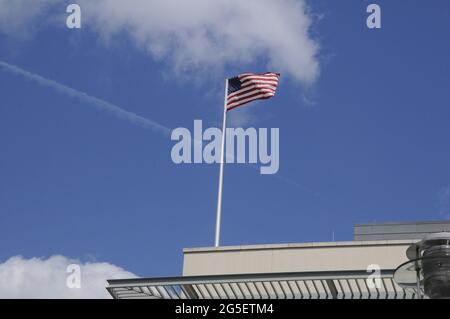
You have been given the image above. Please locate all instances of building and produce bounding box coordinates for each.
[107,220,450,299]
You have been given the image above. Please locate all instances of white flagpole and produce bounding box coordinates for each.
[214,78,229,247]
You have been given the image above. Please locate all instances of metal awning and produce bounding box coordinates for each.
[107,269,420,299]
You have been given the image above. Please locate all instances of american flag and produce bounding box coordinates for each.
[226,72,280,111]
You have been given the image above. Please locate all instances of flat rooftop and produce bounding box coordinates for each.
[183,239,416,253]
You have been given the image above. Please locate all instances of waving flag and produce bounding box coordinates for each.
[215,72,281,247]
[226,72,280,111]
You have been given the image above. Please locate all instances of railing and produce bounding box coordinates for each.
[107,269,418,299]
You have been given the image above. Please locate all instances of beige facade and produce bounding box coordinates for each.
[183,240,416,276]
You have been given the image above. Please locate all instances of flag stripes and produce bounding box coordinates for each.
[226,72,280,111]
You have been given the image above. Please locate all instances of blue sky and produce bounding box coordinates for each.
[1,0,450,282]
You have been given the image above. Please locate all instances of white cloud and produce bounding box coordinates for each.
[0,0,58,37]
[79,0,320,84]
[0,0,320,85]
[0,255,136,298]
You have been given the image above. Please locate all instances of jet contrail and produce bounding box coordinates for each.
[0,60,171,136]
[0,60,317,194]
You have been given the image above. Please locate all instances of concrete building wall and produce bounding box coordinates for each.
[183,240,416,276]
[354,221,450,241]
